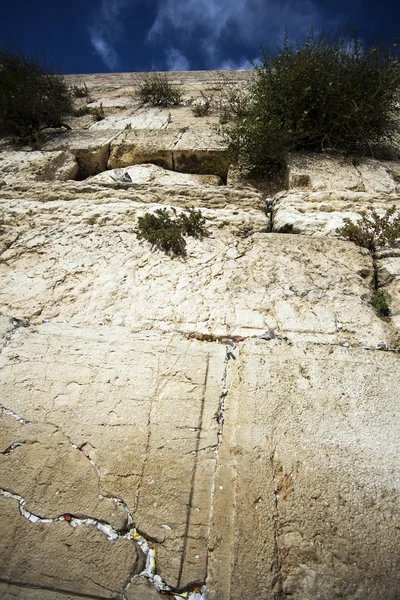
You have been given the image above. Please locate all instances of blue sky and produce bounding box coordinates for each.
[0,0,399,73]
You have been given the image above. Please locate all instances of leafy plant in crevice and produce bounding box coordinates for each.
[221,29,400,177]
[0,48,73,143]
[73,105,91,117]
[71,83,90,98]
[134,73,183,107]
[371,291,390,317]
[339,205,400,256]
[339,205,400,318]
[135,207,209,256]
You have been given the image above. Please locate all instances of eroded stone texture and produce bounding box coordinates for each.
[0,495,143,598]
[0,192,391,345]
[0,583,92,600]
[208,340,400,600]
[0,413,128,529]
[273,190,400,237]
[1,70,400,599]
[287,152,400,193]
[0,323,225,588]
[89,163,221,186]
[42,130,121,176]
[0,151,79,184]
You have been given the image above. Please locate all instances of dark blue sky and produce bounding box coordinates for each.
[1,0,399,73]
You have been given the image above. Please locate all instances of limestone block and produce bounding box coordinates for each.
[0,324,225,588]
[125,577,161,599]
[0,584,90,600]
[208,340,400,600]
[108,129,179,170]
[89,163,221,186]
[0,413,128,529]
[287,152,399,193]
[0,196,391,345]
[89,106,171,131]
[273,190,400,236]
[376,248,400,328]
[173,129,228,176]
[0,151,78,183]
[42,130,120,176]
[0,496,143,598]
[0,179,264,210]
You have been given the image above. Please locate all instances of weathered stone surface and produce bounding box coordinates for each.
[108,129,178,170]
[376,248,400,329]
[42,130,121,176]
[125,577,161,600]
[0,324,225,588]
[0,413,128,529]
[0,583,90,600]
[273,189,400,236]
[0,179,264,209]
[287,152,400,193]
[1,70,400,599]
[0,194,390,344]
[89,163,221,186]
[0,495,143,598]
[208,340,400,600]
[0,150,78,183]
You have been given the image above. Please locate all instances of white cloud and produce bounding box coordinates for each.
[218,57,255,70]
[165,48,190,71]
[148,0,336,68]
[88,0,129,70]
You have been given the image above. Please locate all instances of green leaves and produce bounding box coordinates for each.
[222,29,400,175]
[0,49,72,142]
[135,208,209,257]
[135,73,183,107]
[339,206,400,254]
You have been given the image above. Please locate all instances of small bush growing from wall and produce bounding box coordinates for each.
[372,291,390,317]
[339,206,400,255]
[71,83,90,98]
[0,48,72,142]
[135,207,209,256]
[135,73,183,107]
[222,30,400,175]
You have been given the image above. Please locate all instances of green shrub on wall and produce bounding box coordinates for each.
[0,49,73,142]
[222,30,400,175]
[135,73,183,107]
[135,207,209,257]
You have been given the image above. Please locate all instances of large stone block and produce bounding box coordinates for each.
[0,150,78,184]
[273,190,400,236]
[0,196,391,345]
[0,324,225,589]
[208,340,400,600]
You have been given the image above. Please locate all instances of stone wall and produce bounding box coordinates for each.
[0,70,399,600]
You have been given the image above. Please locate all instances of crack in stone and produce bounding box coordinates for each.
[1,441,24,455]
[1,406,31,424]
[269,448,284,600]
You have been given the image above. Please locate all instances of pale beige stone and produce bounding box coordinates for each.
[0,324,225,588]
[0,495,144,598]
[0,151,78,183]
[89,163,221,186]
[0,583,90,600]
[287,152,399,193]
[376,248,400,332]
[42,130,121,176]
[0,413,128,529]
[273,189,400,236]
[1,70,400,599]
[108,128,177,170]
[207,340,400,600]
[0,195,390,345]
